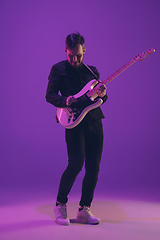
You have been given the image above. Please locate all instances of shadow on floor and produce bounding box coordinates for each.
[36,200,128,224]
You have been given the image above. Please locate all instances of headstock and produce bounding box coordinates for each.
[133,48,155,61]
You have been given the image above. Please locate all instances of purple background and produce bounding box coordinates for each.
[0,0,160,199]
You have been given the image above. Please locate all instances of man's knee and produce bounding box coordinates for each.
[67,161,84,175]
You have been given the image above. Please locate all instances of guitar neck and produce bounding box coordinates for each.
[87,58,135,97]
[87,48,155,98]
[102,59,135,85]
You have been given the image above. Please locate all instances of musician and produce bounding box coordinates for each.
[46,32,108,225]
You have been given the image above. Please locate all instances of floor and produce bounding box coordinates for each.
[0,189,160,240]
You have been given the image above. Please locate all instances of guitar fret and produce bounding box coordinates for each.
[103,59,135,85]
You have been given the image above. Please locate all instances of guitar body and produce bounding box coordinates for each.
[57,79,103,129]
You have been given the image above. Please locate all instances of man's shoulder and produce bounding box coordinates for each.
[48,60,68,80]
[86,64,96,68]
[83,63,99,78]
[51,60,67,71]
[84,63,98,71]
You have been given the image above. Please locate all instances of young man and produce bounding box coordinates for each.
[46,32,108,225]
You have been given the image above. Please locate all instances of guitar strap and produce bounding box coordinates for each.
[83,63,101,82]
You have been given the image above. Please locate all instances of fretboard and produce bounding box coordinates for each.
[87,58,135,97]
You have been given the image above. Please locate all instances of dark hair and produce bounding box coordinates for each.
[65,32,85,49]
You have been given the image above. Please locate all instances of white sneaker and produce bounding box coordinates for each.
[54,204,70,226]
[77,206,100,224]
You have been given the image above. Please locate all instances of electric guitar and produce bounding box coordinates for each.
[57,48,155,129]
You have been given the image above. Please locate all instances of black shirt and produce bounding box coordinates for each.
[46,60,108,120]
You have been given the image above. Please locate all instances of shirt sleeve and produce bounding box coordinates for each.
[101,94,108,103]
[45,65,67,108]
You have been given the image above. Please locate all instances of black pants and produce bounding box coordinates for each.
[57,118,104,207]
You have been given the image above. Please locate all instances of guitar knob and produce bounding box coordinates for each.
[68,115,72,123]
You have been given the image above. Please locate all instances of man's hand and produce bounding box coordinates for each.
[66,95,77,106]
[96,83,107,98]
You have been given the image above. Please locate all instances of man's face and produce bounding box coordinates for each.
[65,44,86,67]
